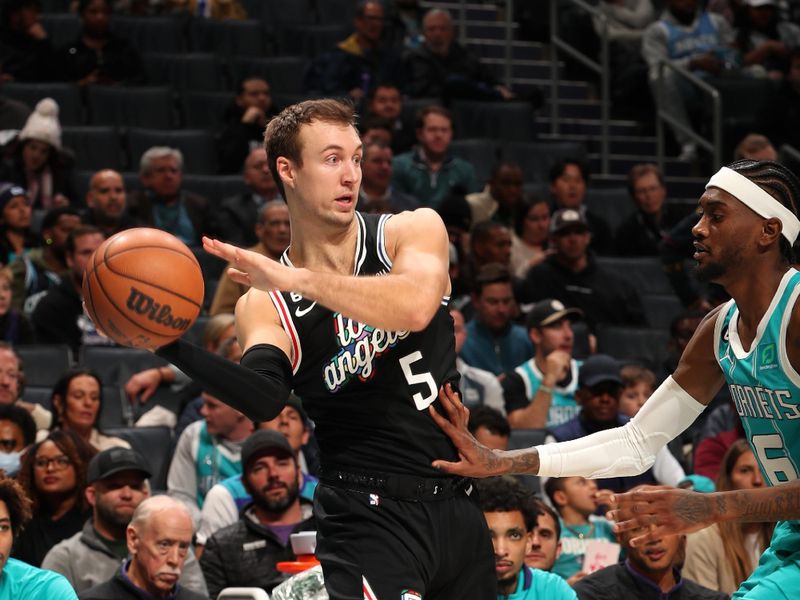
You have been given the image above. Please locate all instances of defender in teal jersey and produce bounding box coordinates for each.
[431,160,800,599]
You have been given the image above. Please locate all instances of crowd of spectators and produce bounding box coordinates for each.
[0,0,789,598]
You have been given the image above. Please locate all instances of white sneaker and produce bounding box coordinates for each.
[678,143,697,162]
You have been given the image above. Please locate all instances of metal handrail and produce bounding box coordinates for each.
[549,0,610,175]
[655,60,722,170]
[504,0,514,88]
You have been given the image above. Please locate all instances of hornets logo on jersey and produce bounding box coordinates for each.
[715,269,800,486]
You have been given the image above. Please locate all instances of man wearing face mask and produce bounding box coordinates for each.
[0,403,35,477]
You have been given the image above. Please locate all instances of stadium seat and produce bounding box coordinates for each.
[79,347,168,386]
[278,24,349,58]
[22,386,53,411]
[452,100,536,142]
[126,128,217,175]
[97,385,133,430]
[449,139,501,186]
[508,429,547,494]
[642,293,684,330]
[87,86,176,129]
[263,0,314,27]
[595,256,673,296]
[316,0,357,26]
[230,57,309,95]
[189,19,266,57]
[181,91,233,129]
[571,320,592,360]
[1,83,83,126]
[596,325,670,371]
[17,345,72,387]
[62,127,125,171]
[501,140,586,183]
[111,16,187,53]
[40,13,80,47]
[181,175,247,207]
[142,53,225,92]
[585,188,634,233]
[401,97,442,125]
[104,426,173,491]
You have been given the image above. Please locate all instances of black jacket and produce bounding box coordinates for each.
[125,190,213,246]
[79,562,208,600]
[217,103,279,174]
[31,276,83,354]
[516,253,647,330]
[574,561,728,600]
[57,34,144,85]
[199,503,316,598]
[403,41,498,99]
[215,193,269,246]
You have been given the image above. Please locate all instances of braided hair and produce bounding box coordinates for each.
[727,160,800,264]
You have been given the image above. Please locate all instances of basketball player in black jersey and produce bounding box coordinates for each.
[149,99,495,599]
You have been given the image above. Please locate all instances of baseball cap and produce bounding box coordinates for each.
[578,354,623,388]
[525,299,583,329]
[0,183,27,212]
[87,447,152,484]
[241,429,294,470]
[550,208,589,235]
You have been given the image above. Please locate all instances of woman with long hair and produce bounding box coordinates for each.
[683,439,775,594]
[47,368,130,452]
[12,430,96,566]
[509,194,551,278]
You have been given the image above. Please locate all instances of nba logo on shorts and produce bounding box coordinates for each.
[369,494,380,506]
[401,590,422,600]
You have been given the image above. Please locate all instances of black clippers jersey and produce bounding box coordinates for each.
[267,212,460,476]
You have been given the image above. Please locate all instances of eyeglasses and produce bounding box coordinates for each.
[34,455,71,470]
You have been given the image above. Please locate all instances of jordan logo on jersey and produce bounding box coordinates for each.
[323,313,410,392]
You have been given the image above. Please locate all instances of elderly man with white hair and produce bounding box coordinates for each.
[78,495,207,600]
[125,146,212,246]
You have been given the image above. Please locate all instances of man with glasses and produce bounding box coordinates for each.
[79,495,205,600]
[0,342,51,431]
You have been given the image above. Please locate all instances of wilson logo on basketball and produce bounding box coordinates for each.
[125,287,192,331]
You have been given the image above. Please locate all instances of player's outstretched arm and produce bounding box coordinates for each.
[203,208,450,332]
[429,383,540,476]
[608,480,800,547]
[155,292,294,422]
[432,310,725,478]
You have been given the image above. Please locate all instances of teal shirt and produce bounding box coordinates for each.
[502,566,577,600]
[196,421,242,508]
[715,268,800,486]
[513,358,582,427]
[461,319,534,376]
[391,149,479,209]
[0,558,77,600]
[552,516,617,580]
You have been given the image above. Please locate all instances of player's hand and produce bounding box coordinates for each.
[202,237,296,292]
[566,571,587,587]
[429,383,509,477]
[607,485,717,547]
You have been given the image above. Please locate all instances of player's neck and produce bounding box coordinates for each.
[287,213,360,274]
[728,264,790,338]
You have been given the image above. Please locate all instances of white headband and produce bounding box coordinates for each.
[706,166,800,244]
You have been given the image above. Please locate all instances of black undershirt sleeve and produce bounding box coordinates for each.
[155,339,291,422]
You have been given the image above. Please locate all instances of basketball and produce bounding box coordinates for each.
[83,228,204,350]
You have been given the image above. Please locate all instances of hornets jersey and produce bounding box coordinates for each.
[267,212,460,476]
[715,268,800,486]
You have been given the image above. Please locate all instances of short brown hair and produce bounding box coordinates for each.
[415,105,452,130]
[627,163,664,198]
[620,364,656,389]
[0,476,32,538]
[264,99,357,198]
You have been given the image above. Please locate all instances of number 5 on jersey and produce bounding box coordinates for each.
[399,351,438,410]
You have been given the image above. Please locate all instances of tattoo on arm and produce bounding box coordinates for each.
[673,494,713,525]
[726,482,800,522]
[504,448,540,475]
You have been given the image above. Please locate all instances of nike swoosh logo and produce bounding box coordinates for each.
[295,303,317,317]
